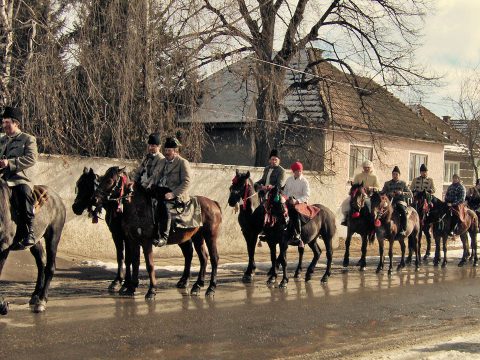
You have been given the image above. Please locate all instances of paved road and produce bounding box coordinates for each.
[1,251,480,359]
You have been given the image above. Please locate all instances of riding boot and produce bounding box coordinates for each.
[293,216,302,242]
[14,185,36,248]
[153,201,169,247]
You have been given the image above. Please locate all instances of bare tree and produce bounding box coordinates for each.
[0,0,15,106]
[194,0,433,165]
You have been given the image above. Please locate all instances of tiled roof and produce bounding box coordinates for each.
[450,119,470,134]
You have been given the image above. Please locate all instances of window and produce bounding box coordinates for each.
[349,146,373,178]
[444,161,460,183]
[409,153,428,182]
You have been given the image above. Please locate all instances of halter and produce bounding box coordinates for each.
[231,176,257,211]
[96,172,132,214]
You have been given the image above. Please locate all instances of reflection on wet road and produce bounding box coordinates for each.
[1,253,480,359]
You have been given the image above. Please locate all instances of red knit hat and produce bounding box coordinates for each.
[291,162,303,172]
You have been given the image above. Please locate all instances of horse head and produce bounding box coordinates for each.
[95,166,127,204]
[72,167,99,215]
[228,170,253,207]
[349,182,367,214]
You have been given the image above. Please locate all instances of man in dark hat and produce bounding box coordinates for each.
[381,166,412,236]
[132,133,164,188]
[254,149,287,195]
[410,164,436,195]
[148,137,191,247]
[0,106,38,248]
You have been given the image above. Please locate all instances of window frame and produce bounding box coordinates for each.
[444,160,460,184]
[349,145,373,179]
[409,152,429,182]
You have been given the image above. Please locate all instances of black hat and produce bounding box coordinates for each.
[392,166,400,174]
[269,149,279,158]
[147,133,161,146]
[420,164,428,172]
[2,106,22,123]
[164,137,181,149]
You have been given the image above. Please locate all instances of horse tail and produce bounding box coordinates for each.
[214,200,222,214]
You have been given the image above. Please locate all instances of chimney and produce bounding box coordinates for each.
[442,115,451,123]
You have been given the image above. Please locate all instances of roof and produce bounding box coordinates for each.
[450,119,470,134]
[184,48,450,143]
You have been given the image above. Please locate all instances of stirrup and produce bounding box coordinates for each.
[152,237,167,247]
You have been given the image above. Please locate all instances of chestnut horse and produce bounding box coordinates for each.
[95,167,222,297]
[370,192,420,274]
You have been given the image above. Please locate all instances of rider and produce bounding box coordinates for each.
[0,106,38,248]
[254,149,287,195]
[132,133,164,188]
[445,174,466,234]
[381,166,412,236]
[283,161,310,245]
[148,137,191,247]
[410,164,436,196]
[341,160,380,226]
[466,179,480,212]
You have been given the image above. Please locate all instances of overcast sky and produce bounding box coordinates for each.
[412,0,480,117]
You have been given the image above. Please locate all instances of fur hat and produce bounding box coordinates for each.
[291,162,303,172]
[164,136,181,149]
[269,149,279,159]
[2,106,22,123]
[362,160,373,168]
[392,166,400,174]
[147,133,161,146]
[420,164,428,172]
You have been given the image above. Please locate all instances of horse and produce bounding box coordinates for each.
[342,182,375,270]
[227,170,307,282]
[370,191,420,274]
[424,196,478,268]
[412,190,434,261]
[95,166,222,297]
[263,185,336,286]
[0,180,66,313]
[72,167,128,292]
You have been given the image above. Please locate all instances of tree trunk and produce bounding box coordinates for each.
[0,0,14,106]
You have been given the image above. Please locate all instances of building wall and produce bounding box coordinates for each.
[443,152,476,195]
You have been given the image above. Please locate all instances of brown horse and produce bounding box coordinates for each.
[370,192,420,275]
[95,166,222,298]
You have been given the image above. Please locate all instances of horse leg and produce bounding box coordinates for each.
[108,230,125,292]
[397,238,406,271]
[458,233,468,267]
[294,246,305,278]
[278,239,289,289]
[243,232,258,283]
[433,234,440,266]
[0,249,11,315]
[191,236,208,296]
[321,233,333,283]
[29,242,45,306]
[358,234,367,271]
[142,242,157,300]
[343,230,352,268]
[406,235,413,265]
[472,229,478,267]
[415,232,421,271]
[423,225,432,260]
[123,242,140,296]
[376,237,384,273]
[441,235,448,268]
[34,226,61,313]
[305,240,320,282]
[204,230,220,297]
[266,239,277,285]
[120,238,133,295]
[177,241,193,288]
[387,239,394,276]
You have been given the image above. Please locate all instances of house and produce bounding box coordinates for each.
[413,105,479,194]
[182,48,453,225]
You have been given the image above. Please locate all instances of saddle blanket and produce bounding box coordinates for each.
[33,185,49,211]
[294,203,320,220]
[170,196,203,229]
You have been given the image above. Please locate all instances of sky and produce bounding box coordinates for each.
[410,0,480,117]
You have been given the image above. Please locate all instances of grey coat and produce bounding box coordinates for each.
[0,131,38,189]
[149,155,191,202]
[255,165,287,189]
[132,152,164,186]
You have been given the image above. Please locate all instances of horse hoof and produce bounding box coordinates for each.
[242,274,253,283]
[294,271,301,279]
[29,294,39,306]
[441,262,447,269]
[387,270,392,276]
[33,300,47,313]
[458,260,466,267]
[279,280,288,289]
[343,259,349,268]
[0,299,9,316]
[320,275,329,283]
[355,259,362,267]
[145,290,156,301]
[266,276,276,285]
[375,267,382,274]
[190,283,202,296]
[176,279,189,289]
[305,272,312,282]
[205,287,215,297]
[360,266,366,272]
[120,287,136,297]
[405,258,412,265]
[108,281,122,292]
[474,261,478,267]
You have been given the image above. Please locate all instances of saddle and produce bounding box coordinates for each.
[33,185,48,211]
[294,203,320,224]
[169,197,203,229]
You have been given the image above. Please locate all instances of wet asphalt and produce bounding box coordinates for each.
[1,251,480,360]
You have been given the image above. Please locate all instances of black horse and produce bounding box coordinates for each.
[264,186,336,286]
[228,170,312,282]
[342,183,374,270]
[0,180,66,313]
[72,167,128,292]
[412,190,434,261]
[424,196,478,267]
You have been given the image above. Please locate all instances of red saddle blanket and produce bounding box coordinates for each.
[294,203,320,220]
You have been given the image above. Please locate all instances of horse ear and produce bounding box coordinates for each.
[119,166,126,173]
[88,168,95,175]
[236,169,240,176]
[83,167,89,174]
[246,171,250,179]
